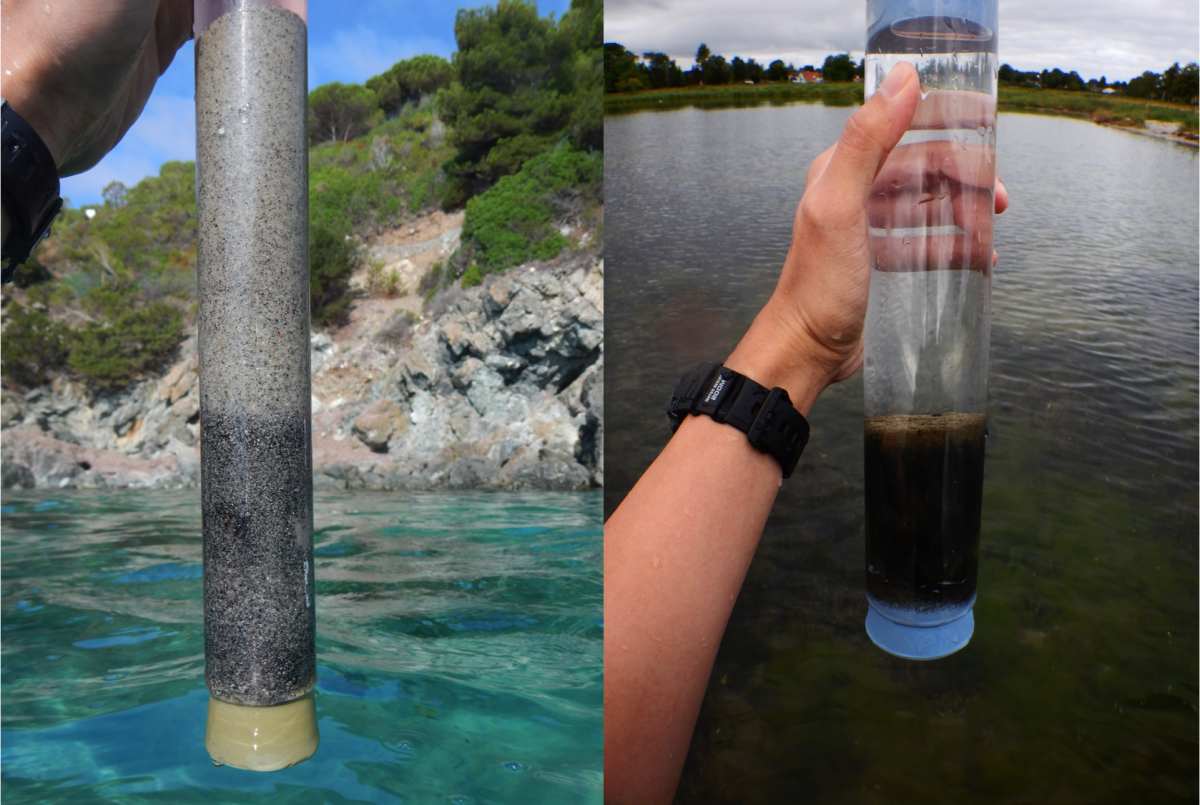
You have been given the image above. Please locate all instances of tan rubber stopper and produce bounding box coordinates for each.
[205,691,320,771]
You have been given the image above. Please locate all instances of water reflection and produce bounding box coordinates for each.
[606,106,1198,802]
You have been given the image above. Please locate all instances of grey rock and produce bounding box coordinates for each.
[313,474,346,491]
[311,331,335,375]
[499,448,592,491]
[444,456,503,489]
[579,367,604,482]
[352,399,408,452]
[362,256,603,490]
[1,255,604,491]
[1,397,23,428]
[1,461,35,489]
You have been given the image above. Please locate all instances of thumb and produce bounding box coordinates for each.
[821,63,920,198]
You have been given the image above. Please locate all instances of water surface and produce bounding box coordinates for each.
[1,490,602,804]
[606,105,1198,802]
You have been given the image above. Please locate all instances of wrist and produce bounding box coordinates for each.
[3,93,68,174]
[724,295,847,416]
[0,51,66,170]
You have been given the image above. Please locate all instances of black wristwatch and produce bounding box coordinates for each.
[2,99,63,283]
[668,362,810,478]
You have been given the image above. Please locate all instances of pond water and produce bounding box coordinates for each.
[0,490,602,804]
[606,105,1198,802]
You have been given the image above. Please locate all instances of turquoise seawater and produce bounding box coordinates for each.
[0,490,603,804]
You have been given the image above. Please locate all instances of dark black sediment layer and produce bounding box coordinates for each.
[864,412,986,612]
[202,411,315,706]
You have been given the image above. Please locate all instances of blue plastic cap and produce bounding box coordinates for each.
[865,601,974,660]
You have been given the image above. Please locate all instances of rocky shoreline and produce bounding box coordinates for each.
[1,253,603,492]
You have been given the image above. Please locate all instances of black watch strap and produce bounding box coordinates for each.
[2,100,63,283]
[668,362,810,478]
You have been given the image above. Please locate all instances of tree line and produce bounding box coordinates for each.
[1000,62,1198,104]
[605,41,1199,106]
[605,43,862,92]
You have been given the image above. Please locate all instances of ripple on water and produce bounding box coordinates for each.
[0,489,602,804]
[606,106,1198,802]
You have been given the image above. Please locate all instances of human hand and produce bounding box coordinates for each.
[869,89,1002,274]
[0,0,193,177]
[724,63,1009,413]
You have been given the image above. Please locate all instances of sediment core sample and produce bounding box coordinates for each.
[864,412,986,616]
[195,4,314,707]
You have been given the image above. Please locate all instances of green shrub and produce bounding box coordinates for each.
[418,261,444,295]
[309,221,356,327]
[460,146,602,276]
[376,310,418,347]
[67,302,183,391]
[461,264,485,288]
[1,302,68,388]
[440,173,471,210]
[365,54,453,118]
[308,82,382,145]
[308,125,453,231]
[82,282,138,320]
[11,258,54,289]
[440,0,601,189]
[79,161,197,282]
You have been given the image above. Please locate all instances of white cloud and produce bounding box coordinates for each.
[605,0,1199,82]
[309,27,454,87]
[60,94,196,207]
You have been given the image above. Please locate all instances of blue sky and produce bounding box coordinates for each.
[62,0,574,208]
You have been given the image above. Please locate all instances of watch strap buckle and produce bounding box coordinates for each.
[668,362,811,478]
[667,361,721,433]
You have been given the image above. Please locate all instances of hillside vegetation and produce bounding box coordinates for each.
[2,0,601,393]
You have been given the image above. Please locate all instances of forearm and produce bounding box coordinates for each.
[603,303,831,804]
[603,414,781,804]
[603,63,927,805]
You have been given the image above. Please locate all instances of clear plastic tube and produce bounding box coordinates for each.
[195,0,314,737]
[194,0,306,37]
[861,0,997,660]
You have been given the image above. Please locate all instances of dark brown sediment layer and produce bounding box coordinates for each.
[202,410,315,706]
[864,412,986,612]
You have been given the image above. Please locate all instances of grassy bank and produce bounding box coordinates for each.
[604,81,863,112]
[605,82,1199,133]
[998,86,1198,133]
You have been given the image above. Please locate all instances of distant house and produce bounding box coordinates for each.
[791,70,823,84]
[1101,88,1116,94]
[744,80,755,85]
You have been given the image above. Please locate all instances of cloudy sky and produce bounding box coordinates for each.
[62,0,573,207]
[605,0,1199,81]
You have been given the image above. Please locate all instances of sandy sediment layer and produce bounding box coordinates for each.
[864,412,987,445]
[195,4,310,420]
